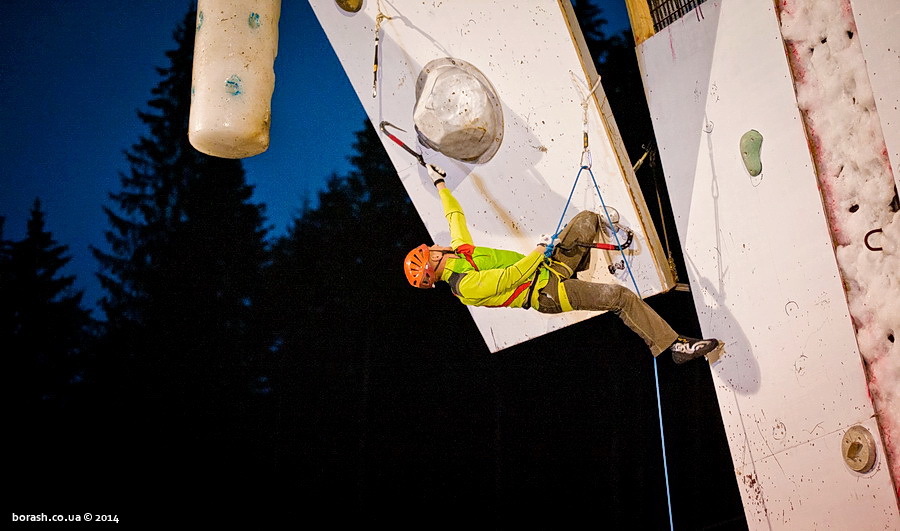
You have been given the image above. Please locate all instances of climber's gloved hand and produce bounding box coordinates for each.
[427,164,446,187]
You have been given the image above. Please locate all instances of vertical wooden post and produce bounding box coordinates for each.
[624,0,656,45]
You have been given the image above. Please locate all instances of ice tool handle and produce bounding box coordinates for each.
[379,121,446,178]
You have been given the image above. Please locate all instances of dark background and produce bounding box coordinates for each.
[3,2,747,528]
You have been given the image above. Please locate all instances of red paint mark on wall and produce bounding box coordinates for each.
[667,27,676,62]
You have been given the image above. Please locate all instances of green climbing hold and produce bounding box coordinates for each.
[740,129,763,177]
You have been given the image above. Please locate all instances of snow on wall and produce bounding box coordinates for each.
[851,0,900,194]
[634,0,900,527]
[307,0,674,352]
[777,0,900,496]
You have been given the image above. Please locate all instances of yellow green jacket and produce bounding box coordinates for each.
[438,188,550,308]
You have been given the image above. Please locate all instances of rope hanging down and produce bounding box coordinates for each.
[546,73,676,531]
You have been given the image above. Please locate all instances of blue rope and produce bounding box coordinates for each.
[586,168,640,291]
[544,166,584,258]
[552,164,675,530]
[652,346,674,531]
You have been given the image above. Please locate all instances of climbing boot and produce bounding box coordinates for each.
[670,337,723,364]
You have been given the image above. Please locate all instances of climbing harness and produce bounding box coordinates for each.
[545,73,675,531]
[379,121,446,178]
[454,245,539,308]
[453,244,480,271]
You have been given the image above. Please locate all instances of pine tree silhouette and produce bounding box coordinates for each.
[2,198,92,411]
[91,8,274,488]
[3,200,100,512]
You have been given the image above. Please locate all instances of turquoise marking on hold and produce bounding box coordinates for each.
[225,75,242,96]
[197,11,204,30]
[248,13,260,28]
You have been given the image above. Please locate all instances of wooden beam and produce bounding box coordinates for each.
[624,0,655,45]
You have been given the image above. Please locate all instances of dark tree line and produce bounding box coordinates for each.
[2,200,93,412]
[4,4,745,529]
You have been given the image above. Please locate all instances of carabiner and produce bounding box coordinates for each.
[580,149,592,169]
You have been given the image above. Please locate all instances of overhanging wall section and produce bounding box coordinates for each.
[309,0,674,352]
[633,0,899,527]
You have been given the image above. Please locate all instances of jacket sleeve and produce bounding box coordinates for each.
[439,188,473,249]
[453,250,545,300]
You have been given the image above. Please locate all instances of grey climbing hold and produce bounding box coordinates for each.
[740,129,763,177]
[413,57,504,164]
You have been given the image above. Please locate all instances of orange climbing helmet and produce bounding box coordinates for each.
[404,244,434,288]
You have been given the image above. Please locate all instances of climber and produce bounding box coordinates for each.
[403,166,723,364]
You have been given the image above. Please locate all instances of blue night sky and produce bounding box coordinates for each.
[0,1,629,312]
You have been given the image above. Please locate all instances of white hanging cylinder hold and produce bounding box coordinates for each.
[189,0,281,158]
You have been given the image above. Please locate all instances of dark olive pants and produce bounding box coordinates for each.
[536,211,678,356]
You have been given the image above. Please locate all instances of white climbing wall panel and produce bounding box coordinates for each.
[634,0,899,528]
[308,0,674,352]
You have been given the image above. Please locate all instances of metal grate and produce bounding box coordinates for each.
[648,0,709,32]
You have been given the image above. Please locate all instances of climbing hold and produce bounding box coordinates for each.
[740,129,763,177]
[864,228,883,251]
[841,425,877,473]
[413,57,504,164]
[335,0,362,12]
[188,0,281,159]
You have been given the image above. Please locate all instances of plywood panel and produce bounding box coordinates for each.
[635,0,899,526]
[737,417,897,528]
[308,0,674,352]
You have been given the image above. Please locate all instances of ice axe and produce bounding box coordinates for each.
[554,227,634,253]
[578,226,634,251]
[553,226,634,274]
[379,121,446,178]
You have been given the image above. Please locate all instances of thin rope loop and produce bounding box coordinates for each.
[570,72,603,168]
[544,166,584,258]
